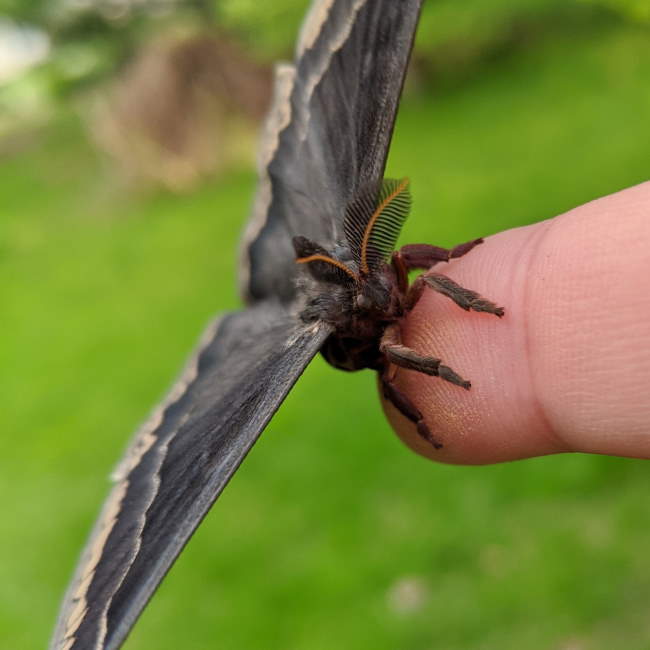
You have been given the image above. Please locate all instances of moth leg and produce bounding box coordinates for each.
[380,323,471,390]
[381,373,443,449]
[391,251,409,294]
[422,273,504,317]
[399,238,483,271]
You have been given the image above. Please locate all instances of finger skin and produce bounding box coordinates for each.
[382,182,650,464]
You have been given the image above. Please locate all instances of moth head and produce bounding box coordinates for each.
[355,273,391,313]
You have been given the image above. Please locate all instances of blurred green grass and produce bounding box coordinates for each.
[2,16,650,650]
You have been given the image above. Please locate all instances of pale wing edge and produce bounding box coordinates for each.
[239,62,296,304]
[51,305,331,650]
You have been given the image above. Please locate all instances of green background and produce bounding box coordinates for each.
[2,2,650,649]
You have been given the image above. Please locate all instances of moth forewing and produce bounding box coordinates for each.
[243,0,425,303]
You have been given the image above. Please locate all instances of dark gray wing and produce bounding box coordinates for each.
[240,0,423,303]
[50,302,331,650]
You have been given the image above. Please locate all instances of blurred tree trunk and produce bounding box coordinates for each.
[89,30,272,192]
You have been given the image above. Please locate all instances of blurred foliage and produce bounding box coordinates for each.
[1,0,632,96]
[218,0,608,64]
[1,0,632,183]
[1,1,214,97]
[413,0,606,81]
[2,6,650,648]
[217,0,306,58]
[585,0,650,22]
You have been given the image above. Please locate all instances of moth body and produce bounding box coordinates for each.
[293,237,400,372]
[293,177,504,447]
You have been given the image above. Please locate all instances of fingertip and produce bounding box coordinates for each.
[382,183,650,464]
[382,222,562,465]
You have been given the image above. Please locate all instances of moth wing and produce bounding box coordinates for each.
[50,303,331,650]
[240,0,423,303]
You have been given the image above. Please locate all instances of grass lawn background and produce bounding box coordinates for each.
[2,15,650,650]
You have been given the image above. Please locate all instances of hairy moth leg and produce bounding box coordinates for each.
[390,251,409,294]
[379,323,471,390]
[381,371,443,449]
[419,273,505,317]
[399,238,483,271]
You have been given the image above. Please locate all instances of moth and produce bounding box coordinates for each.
[51,1,503,649]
